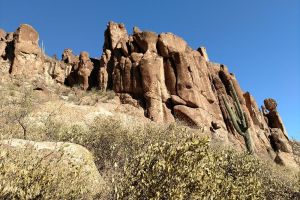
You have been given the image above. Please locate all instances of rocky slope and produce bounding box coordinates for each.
[0,23,298,170]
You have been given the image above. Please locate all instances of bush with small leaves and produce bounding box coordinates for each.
[115,137,265,199]
[0,146,88,199]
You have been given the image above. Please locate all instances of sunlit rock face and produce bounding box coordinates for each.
[0,22,297,168]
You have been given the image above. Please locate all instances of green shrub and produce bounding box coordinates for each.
[0,146,87,199]
[0,82,299,199]
[115,137,265,199]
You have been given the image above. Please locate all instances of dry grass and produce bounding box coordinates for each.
[0,80,299,199]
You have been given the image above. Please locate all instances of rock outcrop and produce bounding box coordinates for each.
[0,22,298,168]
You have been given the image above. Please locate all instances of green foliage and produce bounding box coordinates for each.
[0,80,299,199]
[222,80,254,154]
[0,146,87,199]
[115,137,265,200]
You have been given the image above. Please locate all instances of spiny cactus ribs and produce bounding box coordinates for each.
[222,80,254,154]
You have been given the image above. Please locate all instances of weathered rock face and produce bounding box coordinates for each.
[262,98,288,139]
[0,24,73,85]
[10,24,42,76]
[77,51,94,90]
[99,21,297,165]
[0,22,297,168]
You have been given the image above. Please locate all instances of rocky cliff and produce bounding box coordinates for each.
[0,23,298,169]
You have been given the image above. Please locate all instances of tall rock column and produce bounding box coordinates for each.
[10,24,42,76]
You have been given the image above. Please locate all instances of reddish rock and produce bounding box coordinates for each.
[269,128,292,153]
[11,24,42,76]
[0,29,6,41]
[0,41,6,57]
[157,32,187,57]
[129,52,144,97]
[244,92,268,129]
[197,46,209,61]
[77,51,94,90]
[264,98,277,111]
[263,98,288,139]
[171,95,187,105]
[62,48,79,86]
[274,152,299,170]
[172,51,201,107]
[163,104,175,123]
[133,31,158,53]
[113,56,132,93]
[140,51,169,122]
[172,51,216,107]
[163,58,177,95]
[174,105,215,127]
[2,22,296,169]
[98,49,111,91]
[104,21,129,51]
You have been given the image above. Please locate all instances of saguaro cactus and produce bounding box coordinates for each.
[222,80,254,154]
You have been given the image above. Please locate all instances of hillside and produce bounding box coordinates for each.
[0,23,299,199]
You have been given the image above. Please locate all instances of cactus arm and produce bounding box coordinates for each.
[221,80,254,154]
[222,95,245,136]
[229,81,246,123]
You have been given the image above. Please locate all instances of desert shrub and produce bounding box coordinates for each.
[260,164,300,200]
[44,117,299,199]
[1,81,298,199]
[44,117,203,198]
[0,146,88,199]
[0,82,40,140]
[55,117,204,171]
[115,137,266,200]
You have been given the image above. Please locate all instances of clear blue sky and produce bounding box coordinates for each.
[0,0,299,139]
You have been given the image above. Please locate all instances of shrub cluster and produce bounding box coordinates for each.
[0,146,87,199]
[0,82,299,199]
[115,137,261,199]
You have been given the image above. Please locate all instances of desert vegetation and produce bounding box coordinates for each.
[0,80,299,199]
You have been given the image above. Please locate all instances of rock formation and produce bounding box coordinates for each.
[62,48,79,86]
[77,51,94,90]
[0,22,298,169]
[10,24,42,76]
[263,98,288,139]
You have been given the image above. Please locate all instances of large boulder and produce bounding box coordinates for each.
[104,21,129,51]
[263,98,288,139]
[157,32,188,57]
[269,128,292,153]
[10,24,42,76]
[133,31,158,53]
[264,98,277,111]
[0,139,106,198]
[274,151,299,171]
